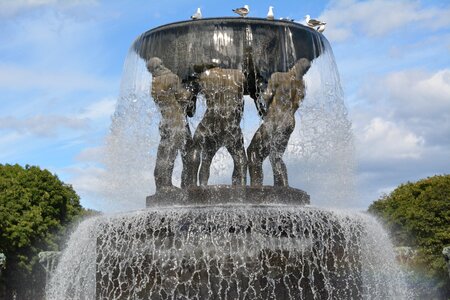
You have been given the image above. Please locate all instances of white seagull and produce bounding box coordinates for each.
[267,6,274,20]
[191,8,202,20]
[305,14,325,28]
[317,23,326,33]
[233,5,249,17]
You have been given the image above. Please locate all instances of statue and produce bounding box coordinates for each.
[147,57,194,191]
[247,58,311,186]
[190,67,247,186]
[443,246,450,279]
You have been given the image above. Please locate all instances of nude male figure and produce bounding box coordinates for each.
[190,67,247,186]
[147,57,194,191]
[247,58,311,186]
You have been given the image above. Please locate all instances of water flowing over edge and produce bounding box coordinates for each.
[46,206,410,299]
[96,31,356,212]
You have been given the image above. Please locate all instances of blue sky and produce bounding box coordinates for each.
[0,0,449,211]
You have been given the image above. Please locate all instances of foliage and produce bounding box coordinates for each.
[0,164,88,299]
[368,174,450,297]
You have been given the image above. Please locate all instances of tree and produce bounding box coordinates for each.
[368,174,450,298]
[0,164,87,300]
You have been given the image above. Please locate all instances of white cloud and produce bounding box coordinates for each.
[66,165,107,195]
[75,145,105,164]
[357,117,424,160]
[0,96,115,138]
[79,97,116,120]
[353,72,450,160]
[350,67,450,207]
[0,0,98,18]
[0,63,111,92]
[357,68,450,147]
[0,0,118,96]
[320,0,450,42]
[386,69,450,119]
[0,115,88,137]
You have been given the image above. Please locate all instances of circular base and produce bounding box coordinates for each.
[146,185,310,207]
[92,206,386,299]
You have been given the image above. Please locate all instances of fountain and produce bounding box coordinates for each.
[46,18,410,299]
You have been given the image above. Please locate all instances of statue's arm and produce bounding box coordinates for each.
[292,58,311,79]
[186,93,196,118]
[256,82,274,117]
[185,80,200,118]
[255,96,267,117]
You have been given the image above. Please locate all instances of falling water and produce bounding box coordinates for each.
[47,207,409,299]
[47,19,411,299]
[286,37,356,208]
[97,28,355,211]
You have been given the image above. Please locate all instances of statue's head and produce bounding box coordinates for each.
[147,57,172,77]
[147,57,163,73]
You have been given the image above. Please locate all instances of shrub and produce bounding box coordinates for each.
[369,175,450,298]
[0,164,87,299]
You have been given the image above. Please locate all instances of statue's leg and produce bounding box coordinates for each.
[154,124,180,191]
[226,128,247,186]
[180,122,194,188]
[247,123,270,186]
[269,152,288,186]
[269,125,294,187]
[189,122,206,187]
[198,135,220,186]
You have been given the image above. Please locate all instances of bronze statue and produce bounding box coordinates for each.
[190,67,247,186]
[247,58,311,186]
[147,57,194,191]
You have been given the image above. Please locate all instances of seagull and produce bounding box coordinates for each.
[267,6,274,20]
[317,23,326,33]
[233,5,249,17]
[305,14,325,28]
[191,8,202,20]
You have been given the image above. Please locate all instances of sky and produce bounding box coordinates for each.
[0,0,449,212]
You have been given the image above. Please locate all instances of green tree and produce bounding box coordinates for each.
[368,174,450,298]
[0,164,87,299]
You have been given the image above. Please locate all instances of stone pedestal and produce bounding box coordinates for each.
[96,205,365,300]
[146,185,310,207]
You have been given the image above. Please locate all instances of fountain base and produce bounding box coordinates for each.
[146,185,310,207]
[46,203,408,299]
[95,205,364,299]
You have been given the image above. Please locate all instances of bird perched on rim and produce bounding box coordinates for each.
[317,23,326,33]
[191,8,202,20]
[267,6,274,20]
[233,5,249,17]
[305,14,325,28]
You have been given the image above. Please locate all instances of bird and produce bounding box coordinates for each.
[317,23,326,33]
[305,14,325,28]
[233,5,249,17]
[267,6,274,20]
[191,8,202,20]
